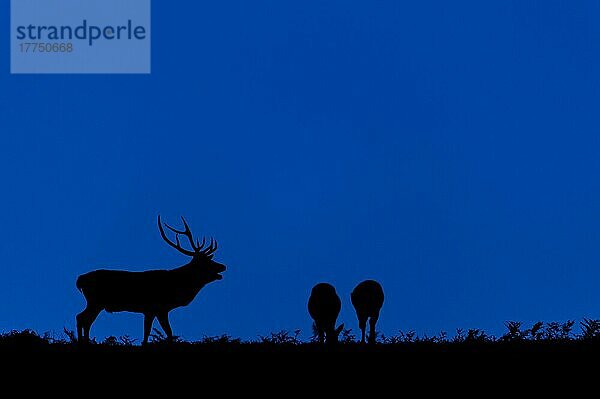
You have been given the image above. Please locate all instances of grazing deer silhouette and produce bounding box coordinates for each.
[76,215,226,344]
[308,283,344,344]
[351,280,384,344]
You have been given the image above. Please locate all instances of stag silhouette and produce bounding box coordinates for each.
[308,283,344,344]
[351,280,384,344]
[76,215,226,344]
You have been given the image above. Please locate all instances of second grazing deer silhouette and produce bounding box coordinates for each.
[308,283,344,344]
[351,280,384,344]
[76,215,226,344]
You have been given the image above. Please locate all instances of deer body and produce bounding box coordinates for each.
[77,266,214,313]
[76,216,226,344]
[308,283,343,344]
[351,280,384,344]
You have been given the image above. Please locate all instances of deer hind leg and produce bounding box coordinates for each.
[77,306,101,342]
[143,313,155,344]
[368,314,379,344]
[157,313,173,341]
[318,328,325,344]
[359,316,367,343]
[324,322,336,344]
[76,312,84,342]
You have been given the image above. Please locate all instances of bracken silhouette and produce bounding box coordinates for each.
[351,280,384,344]
[76,215,226,344]
[307,283,343,344]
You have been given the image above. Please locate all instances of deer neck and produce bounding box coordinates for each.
[172,262,211,291]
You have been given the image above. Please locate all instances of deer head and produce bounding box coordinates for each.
[158,215,226,281]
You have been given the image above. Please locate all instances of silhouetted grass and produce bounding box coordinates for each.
[3,324,594,389]
[0,329,598,380]
[3,320,600,357]
[258,329,302,345]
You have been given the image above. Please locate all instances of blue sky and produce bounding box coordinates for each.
[1,1,600,341]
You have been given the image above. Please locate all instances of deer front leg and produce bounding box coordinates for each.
[157,312,173,341]
[143,313,155,344]
[77,306,101,343]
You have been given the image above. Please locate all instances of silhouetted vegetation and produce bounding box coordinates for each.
[2,319,599,354]
[259,329,303,345]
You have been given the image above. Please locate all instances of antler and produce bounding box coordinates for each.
[157,215,218,257]
[158,215,197,256]
[201,237,218,256]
